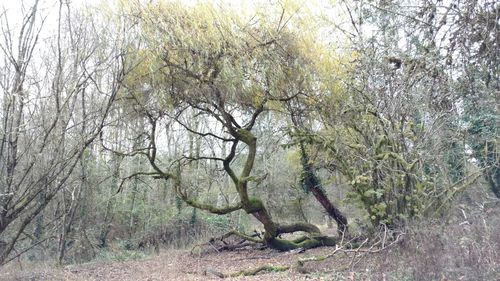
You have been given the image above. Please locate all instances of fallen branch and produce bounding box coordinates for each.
[218,229,263,243]
[206,264,290,278]
[296,227,405,273]
[191,229,264,256]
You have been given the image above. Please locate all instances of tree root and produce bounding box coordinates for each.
[268,234,338,251]
[191,229,264,256]
[219,229,263,243]
[192,227,344,255]
[206,264,290,278]
[201,227,405,279]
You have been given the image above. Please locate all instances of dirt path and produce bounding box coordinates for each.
[1,247,347,281]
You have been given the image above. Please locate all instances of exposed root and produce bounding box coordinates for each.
[191,229,264,256]
[219,229,263,243]
[199,226,406,279]
[206,264,290,278]
[192,226,343,255]
[268,233,338,251]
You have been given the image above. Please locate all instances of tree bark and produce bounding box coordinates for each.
[299,143,348,235]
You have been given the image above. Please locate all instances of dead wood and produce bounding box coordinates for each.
[205,264,290,278]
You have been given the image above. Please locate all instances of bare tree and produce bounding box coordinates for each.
[0,0,125,264]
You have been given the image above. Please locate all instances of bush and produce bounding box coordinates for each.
[357,199,500,280]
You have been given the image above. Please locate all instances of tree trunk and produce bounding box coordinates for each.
[299,143,348,235]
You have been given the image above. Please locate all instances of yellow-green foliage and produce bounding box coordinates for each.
[315,119,432,226]
[107,0,357,115]
[286,149,302,170]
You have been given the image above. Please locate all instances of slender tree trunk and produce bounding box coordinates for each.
[299,143,348,235]
[58,155,86,264]
[99,154,120,248]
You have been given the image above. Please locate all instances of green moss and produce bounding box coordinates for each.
[268,238,300,251]
[277,222,321,234]
[236,128,256,144]
[243,197,264,213]
[292,235,308,244]
[266,234,338,251]
[227,264,290,277]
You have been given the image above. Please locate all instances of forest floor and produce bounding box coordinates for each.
[4,209,499,281]
[0,246,363,281]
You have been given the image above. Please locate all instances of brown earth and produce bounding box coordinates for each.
[0,247,355,281]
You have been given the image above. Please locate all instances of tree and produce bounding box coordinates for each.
[452,1,499,198]
[108,1,349,251]
[0,0,125,264]
[296,0,494,228]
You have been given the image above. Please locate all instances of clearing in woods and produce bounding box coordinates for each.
[0,247,358,281]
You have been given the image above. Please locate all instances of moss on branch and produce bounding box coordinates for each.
[277,222,321,235]
[236,128,256,144]
[220,230,263,243]
[242,197,264,213]
[240,174,267,184]
[181,196,242,215]
[207,264,290,278]
[267,234,337,251]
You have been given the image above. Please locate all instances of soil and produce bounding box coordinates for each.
[0,247,352,281]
